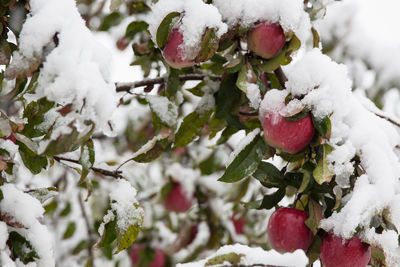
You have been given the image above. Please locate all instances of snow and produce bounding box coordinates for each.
[245,83,261,109]
[108,179,144,233]
[270,49,400,265]
[177,244,309,267]
[147,0,228,59]
[165,163,199,200]
[146,95,178,128]
[6,0,118,136]
[213,0,311,45]
[0,184,55,267]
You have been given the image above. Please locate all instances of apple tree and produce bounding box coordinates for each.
[0,0,400,266]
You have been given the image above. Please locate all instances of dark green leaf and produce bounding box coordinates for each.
[253,161,284,185]
[284,108,310,122]
[259,187,286,210]
[99,12,122,31]
[59,202,71,217]
[312,114,332,139]
[156,12,180,48]
[9,231,39,264]
[72,240,89,255]
[96,219,117,249]
[313,144,334,184]
[63,221,76,239]
[306,235,322,264]
[305,199,324,235]
[78,139,95,183]
[174,105,213,148]
[219,135,266,183]
[133,138,170,163]
[125,21,149,39]
[199,152,221,175]
[21,98,55,138]
[166,68,180,97]
[18,141,47,175]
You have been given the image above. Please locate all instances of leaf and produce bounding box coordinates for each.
[306,235,322,264]
[78,140,95,183]
[313,144,334,184]
[72,240,89,255]
[199,152,221,175]
[312,114,332,139]
[260,187,286,210]
[110,0,123,11]
[133,138,170,163]
[312,27,320,48]
[99,12,122,31]
[174,101,214,148]
[205,253,244,266]
[63,221,76,239]
[194,28,219,63]
[252,161,284,186]
[21,98,55,138]
[96,219,117,249]
[125,21,149,39]
[9,231,39,264]
[284,108,310,122]
[219,135,267,183]
[258,50,286,72]
[26,187,58,204]
[166,68,180,98]
[18,141,48,175]
[305,199,324,235]
[236,62,256,93]
[0,39,12,65]
[156,12,180,48]
[147,95,178,129]
[115,224,141,254]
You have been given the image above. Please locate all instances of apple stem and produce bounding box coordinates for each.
[274,66,288,89]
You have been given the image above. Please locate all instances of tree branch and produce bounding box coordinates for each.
[78,192,95,267]
[115,74,220,93]
[53,156,123,179]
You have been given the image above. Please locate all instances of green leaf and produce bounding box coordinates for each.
[156,12,180,48]
[96,219,117,249]
[18,141,47,175]
[9,231,39,264]
[205,253,244,266]
[26,187,58,204]
[313,144,334,184]
[305,199,324,235]
[252,161,284,186]
[99,12,122,31]
[306,235,322,264]
[125,21,149,39]
[236,62,256,93]
[174,100,214,148]
[133,138,170,163]
[147,95,178,129]
[284,108,310,122]
[115,224,141,254]
[21,98,55,138]
[63,221,76,239]
[186,81,206,97]
[166,68,180,97]
[219,134,266,183]
[259,187,286,210]
[258,50,286,72]
[78,139,95,183]
[199,152,221,175]
[72,240,89,255]
[194,28,219,63]
[312,114,332,139]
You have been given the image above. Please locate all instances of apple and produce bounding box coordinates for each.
[267,207,314,253]
[3,134,16,144]
[130,245,166,267]
[116,37,129,51]
[162,28,196,69]
[247,22,286,59]
[260,102,315,154]
[162,183,193,213]
[320,233,371,267]
[231,215,246,235]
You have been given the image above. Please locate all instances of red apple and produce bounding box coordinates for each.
[261,103,315,154]
[162,28,196,69]
[267,207,314,253]
[231,215,246,235]
[162,183,193,213]
[130,245,166,267]
[247,22,286,59]
[320,233,371,267]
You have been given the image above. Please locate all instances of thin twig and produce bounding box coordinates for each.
[78,193,95,267]
[375,113,400,128]
[53,156,123,179]
[115,74,220,93]
[274,66,288,89]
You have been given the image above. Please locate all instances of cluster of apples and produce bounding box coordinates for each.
[268,207,371,267]
[162,20,286,69]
